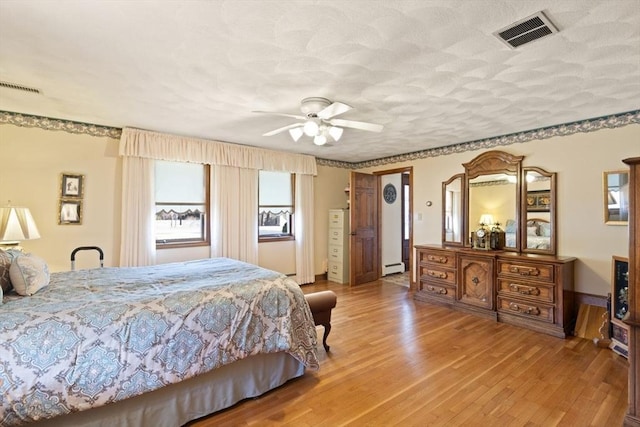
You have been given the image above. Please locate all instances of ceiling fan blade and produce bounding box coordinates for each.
[317,102,352,120]
[253,111,307,121]
[328,118,383,133]
[263,123,303,137]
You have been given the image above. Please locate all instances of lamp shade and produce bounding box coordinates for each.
[288,127,304,142]
[0,206,41,243]
[479,214,494,226]
[303,120,319,137]
[328,126,343,141]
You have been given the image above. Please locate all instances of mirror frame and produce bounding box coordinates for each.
[442,173,465,246]
[441,150,558,255]
[463,151,523,251]
[522,167,557,255]
[603,170,630,225]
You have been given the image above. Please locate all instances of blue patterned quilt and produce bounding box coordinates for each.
[0,258,319,425]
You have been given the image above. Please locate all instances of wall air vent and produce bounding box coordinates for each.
[0,81,41,94]
[493,11,559,49]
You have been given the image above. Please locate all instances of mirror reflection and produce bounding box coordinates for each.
[524,170,553,252]
[604,170,629,225]
[443,175,463,244]
[468,173,517,249]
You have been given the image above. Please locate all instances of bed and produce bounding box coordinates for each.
[504,218,551,250]
[0,256,319,426]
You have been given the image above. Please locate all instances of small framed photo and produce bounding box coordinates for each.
[61,173,84,198]
[59,199,82,225]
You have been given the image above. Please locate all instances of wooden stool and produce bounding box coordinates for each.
[305,291,337,352]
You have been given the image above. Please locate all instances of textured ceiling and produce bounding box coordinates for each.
[0,0,639,163]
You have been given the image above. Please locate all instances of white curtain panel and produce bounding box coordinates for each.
[211,165,259,264]
[119,127,317,274]
[119,156,156,267]
[295,174,315,284]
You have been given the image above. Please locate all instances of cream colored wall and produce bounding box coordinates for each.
[3,123,637,295]
[358,124,639,296]
[313,165,351,275]
[0,125,121,272]
[0,123,349,277]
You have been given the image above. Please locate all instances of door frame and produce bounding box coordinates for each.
[373,166,414,290]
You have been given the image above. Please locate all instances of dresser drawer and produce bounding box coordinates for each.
[419,249,455,268]
[328,244,345,262]
[497,296,554,323]
[419,282,455,301]
[497,279,554,303]
[419,265,455,285]
[497,260,554,283]
[329,211,345,228]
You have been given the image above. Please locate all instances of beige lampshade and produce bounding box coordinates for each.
[0,206,41,244]
[479,214,495,226]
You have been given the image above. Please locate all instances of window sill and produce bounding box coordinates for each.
[156,241,210,250]
[258,236,295,243]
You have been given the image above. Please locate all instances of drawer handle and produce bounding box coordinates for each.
[509,283,540,296]
[427,285,447,295]
[427,255,448,264]
[509,266,540,276]
[428,270,447,279]
[508,302,540,316]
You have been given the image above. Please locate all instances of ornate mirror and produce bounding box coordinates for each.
[442,150,558,255]
[522,167,556,254]
[603,170,629,225]
[463,151,523,251]
[442,174,464,245]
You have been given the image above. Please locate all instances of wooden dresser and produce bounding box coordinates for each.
[623,156,639,427]
[415,244,576,338]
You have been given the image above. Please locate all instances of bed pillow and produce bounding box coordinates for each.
[505,219,516,233]
[0,284,3,305]
[9,253,50,296]
[527,226,539,236]
[538,222,551,237]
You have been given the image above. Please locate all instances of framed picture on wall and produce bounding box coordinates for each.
[61,173,84,198]
[58,199,82,225]
[526,190,551,212]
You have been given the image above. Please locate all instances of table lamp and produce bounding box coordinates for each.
[0,203,41,251]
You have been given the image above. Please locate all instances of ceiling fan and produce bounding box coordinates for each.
[254,97,383,146]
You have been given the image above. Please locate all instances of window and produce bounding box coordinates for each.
[155,160,210,247]
[258,171,294,241]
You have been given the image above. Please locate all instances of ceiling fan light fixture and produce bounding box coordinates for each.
[313,134,327,146]
[288,127,304,142]
[303,120,319,137]
[328,126,343,142]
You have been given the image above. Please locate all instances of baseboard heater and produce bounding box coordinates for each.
[382,262,405,276]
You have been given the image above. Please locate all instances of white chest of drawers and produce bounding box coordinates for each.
[328,209,349,284]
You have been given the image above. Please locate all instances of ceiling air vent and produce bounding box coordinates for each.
[494,11,559,49]
[0,81,41,94]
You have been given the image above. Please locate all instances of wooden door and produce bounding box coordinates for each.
[349,171,379,285]
[458,254,494,310]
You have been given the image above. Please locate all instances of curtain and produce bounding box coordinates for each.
[211,165,259,264]
[119,156,156,267]
[119,127,316,274]
[295,173,315,284]
[119,128,317,175]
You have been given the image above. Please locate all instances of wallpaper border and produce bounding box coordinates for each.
[2,109,638,169]
[0,111,122,139]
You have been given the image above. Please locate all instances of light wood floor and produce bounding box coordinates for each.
[190,274,629,426]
